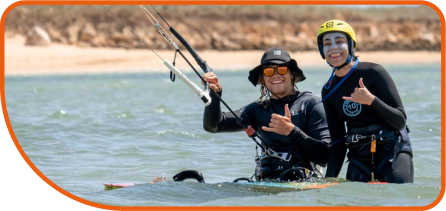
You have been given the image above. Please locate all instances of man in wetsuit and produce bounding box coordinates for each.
[202,47,331,181]
[317,20,413,183]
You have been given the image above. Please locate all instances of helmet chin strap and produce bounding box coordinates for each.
[323,55,357,90]
[327,54,354,70]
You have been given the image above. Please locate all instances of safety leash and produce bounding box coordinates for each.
[370,134,376,180]
[321,58,359,102]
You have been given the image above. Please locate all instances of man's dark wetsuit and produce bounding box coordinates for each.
[322,61,413,183]
[204,90,330,181]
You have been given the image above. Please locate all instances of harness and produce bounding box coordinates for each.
[343,124,412,181]
[251,147,317,182]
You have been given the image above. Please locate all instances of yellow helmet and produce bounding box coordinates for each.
[317,20,357,59]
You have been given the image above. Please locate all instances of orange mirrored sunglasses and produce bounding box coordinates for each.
[263,66,288,77]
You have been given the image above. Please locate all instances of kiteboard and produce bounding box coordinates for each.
[103,169,388,191]
[103,169,340,191]
[104,182,136,190]
[103,181,339,191]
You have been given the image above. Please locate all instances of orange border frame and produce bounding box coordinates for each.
[1,0,444,210]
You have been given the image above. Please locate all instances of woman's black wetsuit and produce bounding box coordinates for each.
[322,61,413,183]
[203,90,331,181]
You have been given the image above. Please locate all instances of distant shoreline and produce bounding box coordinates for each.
[4,36,442,76]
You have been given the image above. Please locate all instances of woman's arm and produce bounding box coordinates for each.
[323,100,347,177]
[287,97,331,167]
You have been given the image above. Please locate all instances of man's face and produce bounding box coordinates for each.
[262,64,294,99]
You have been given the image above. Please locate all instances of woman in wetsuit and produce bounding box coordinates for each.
[317,20,413,183]
[202,47,331,182]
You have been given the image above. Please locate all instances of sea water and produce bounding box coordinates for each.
[3,63,442,207]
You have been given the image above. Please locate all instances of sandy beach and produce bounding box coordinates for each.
[4,35,442,76]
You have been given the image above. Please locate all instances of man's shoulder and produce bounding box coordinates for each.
[243,100,263,110]
[295,92,322,105]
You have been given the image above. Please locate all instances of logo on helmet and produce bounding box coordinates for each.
[273,50,282,56]
[326,21,334,29]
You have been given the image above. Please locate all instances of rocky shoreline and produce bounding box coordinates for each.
[5,5,442,52]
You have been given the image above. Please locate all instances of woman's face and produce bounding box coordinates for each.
[322,32,349,67]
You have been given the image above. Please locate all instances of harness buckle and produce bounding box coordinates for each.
[352,134,364,143]
[261,149,292,162]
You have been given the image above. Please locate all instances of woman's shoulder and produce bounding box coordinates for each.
[357,61,389,76]
[358,61,387,72]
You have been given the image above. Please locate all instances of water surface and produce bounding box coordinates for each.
[4,63,442,207]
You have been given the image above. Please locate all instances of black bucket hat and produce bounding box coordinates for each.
[248,47,306,86]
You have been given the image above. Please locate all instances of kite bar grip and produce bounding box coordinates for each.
[164,60,211,106]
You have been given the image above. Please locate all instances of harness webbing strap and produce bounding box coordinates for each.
[350,157,371,175]
[327,137,345,148]
[349,154,390,180]
[346,130,396,145]
[392,136,401,169]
